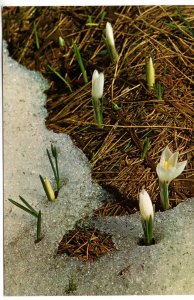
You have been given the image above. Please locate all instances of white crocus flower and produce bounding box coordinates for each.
[106,22,115,47]
[156,146,187,184]
[44,177,55,201]
[139,189,154,221]
[146,57,155,89]
[139,189,154,246]
[92,70,104,100]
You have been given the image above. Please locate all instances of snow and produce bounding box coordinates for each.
[3,40,194,296]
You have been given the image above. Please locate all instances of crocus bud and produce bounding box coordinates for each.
[92,70,104,100]
[106,22,115,47]
[58,36,65,47]
[139,189,154,221]
[44,177,55,201]
[146,57,155,89]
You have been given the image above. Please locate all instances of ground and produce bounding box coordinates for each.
[3,5,194,233]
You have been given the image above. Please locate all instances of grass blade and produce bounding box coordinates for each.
[47,64,72,92]
[33,21,40,50]
[72,40,88,83]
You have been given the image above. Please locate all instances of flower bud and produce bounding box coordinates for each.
[106,22,115,47]
[146,57,155,89]
[139,189,154,221]
[44,177,55,201]
[92,69,104,100]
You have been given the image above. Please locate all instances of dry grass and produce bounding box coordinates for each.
[3,6,194,212]
[57,227,115,261]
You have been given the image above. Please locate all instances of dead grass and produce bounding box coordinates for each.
[57,227,115,261]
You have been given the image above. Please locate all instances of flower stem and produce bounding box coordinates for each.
[92,97,103,128]
[160,181,170,210]
[141,216,154,246]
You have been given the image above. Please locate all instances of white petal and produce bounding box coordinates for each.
[106,22,115,47]
[92,69,99,83]
[175,160,187,178]
[168,151,179,167]
[139,189,154,221]
[156,164,176,183]
[98,73,104,98]
[160,146,172,164]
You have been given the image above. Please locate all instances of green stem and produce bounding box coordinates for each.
[36,210,42,243]
[160,181,170,210]
[143,216,154,246]
[102,35,118,63]
[92,98,103,128]
[109,44,119,62]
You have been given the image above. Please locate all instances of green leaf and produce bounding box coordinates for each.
[36,210,42,241]
[8,198,37,218]
[46,149,57,182]
[51,144,57,158]
[19,195,38,216]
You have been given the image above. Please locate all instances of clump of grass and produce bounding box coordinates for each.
[65,278,77,294]
[8,196,43,243]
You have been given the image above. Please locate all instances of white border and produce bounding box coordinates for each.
[1,0,194,6]
[1,2,193,299]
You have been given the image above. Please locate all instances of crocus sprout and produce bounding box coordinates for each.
[156,146,187,210]
[92,69,104,127]
[8,196,43,242]
[39,175,56,202]
[146,57,155,90]
[139,189,154,246]
[47,144,61,192]
[105,22,118,62]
